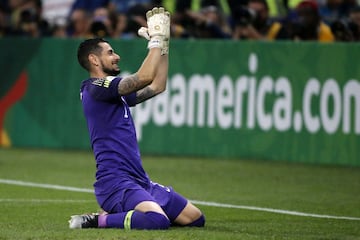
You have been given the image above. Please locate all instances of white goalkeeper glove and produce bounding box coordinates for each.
[138,26,150,40]
[138,7,170,55]
[138,26,170,55]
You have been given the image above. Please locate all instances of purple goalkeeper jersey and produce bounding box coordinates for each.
[80,76,150,198]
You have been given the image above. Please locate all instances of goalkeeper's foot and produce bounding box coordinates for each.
[69,213,99,229]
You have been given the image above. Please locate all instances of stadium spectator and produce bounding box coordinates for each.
[70,0,109,14]
[17,7,41,36]
[51,22,67,37]
[67,8,91,38]
[66,0,109,37]
[319,0,359,24]
[0,0,359,42]
[349,5,360,40]
[319,0,344,24]
[267,0,335,41]
[41,0,75,27]
[331,4,360,41]
[0,3,12,36]
[89,7,113,38]
[8,0,26,29]
[8,0,51,37]
[110,12,129,38]
[330,18,354,40]
[171,0,232,38]
[232,0,274,40]
[293,0,335,41]
[118,3,148,38]
[185,5,232,38]
[108,0,152,14]
[89,19,110,38]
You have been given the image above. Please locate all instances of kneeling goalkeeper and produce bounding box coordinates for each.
[69,7,205,230]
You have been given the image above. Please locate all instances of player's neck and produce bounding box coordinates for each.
[90,71,108,79]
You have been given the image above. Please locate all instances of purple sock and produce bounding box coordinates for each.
[101,212,128,228]
[98,211,170,230]
[131,211,170,230]
[98,214,108,228]
[186,214,205,227]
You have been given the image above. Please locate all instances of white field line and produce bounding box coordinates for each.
[189,200,360,221]
[1,178,360,221]
[0,179,93,193]
[0,198,93,203]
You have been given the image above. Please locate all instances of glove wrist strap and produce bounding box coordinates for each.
[147,36,163,49]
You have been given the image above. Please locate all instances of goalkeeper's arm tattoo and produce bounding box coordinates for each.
[136,86,156,104]
[118,73,143,96]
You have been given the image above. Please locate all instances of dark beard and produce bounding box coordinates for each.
[103,67,121,76]
[101,59,121,76]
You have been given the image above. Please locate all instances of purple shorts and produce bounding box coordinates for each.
[96,180,188,222]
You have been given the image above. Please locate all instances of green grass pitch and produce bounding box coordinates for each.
[0,148,359,240]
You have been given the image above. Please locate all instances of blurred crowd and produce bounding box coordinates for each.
[0,0,360,42]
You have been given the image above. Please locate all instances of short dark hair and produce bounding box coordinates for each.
[77,38,108,71]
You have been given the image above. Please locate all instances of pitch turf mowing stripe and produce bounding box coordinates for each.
[1,178,360,221]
